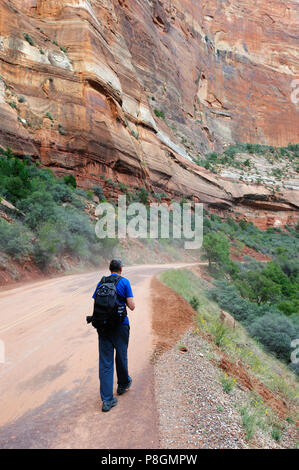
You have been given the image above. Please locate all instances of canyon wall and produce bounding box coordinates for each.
[0,0,298,224]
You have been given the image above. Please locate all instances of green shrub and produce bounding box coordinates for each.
[209,280,260,324]
[49,182,73,203]
[202,232,230,268]
[58,124,66,135]
[33,244,53,269]
[154,109,165,119]
[271,425,282,442]
[63,174,76,188]
[239,219,247,230]
[86,190,94,200]
[18,190,57,230]
[23,33,34,46]
[45,112,53,121]
[211,319,230,347]
[59,206,95,243]
[154,192,167,202]
[33,222,62,268]
[248,313,298,362]
[137,187,149,204]
[189,296,200,311]
[0,149,107,270]
[0,153,32,203]
[278,299,299,316]
[224,146,237,159]
[210,278,299,370]
[75,188,88,198]
[0,219,33,261]
[220,373,236,393]
[206,152,218,162]
[106,178,115,187]
[240,405,256,441]
[71,196,86,210]
[33,206,98,267]
[93,185,104,200]
[236,261,298,311]
[131,129,138,139]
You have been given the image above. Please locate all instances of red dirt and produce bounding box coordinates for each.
[0,253,95,290]
[199,328,290,420]
[231,244,272,262]
[216,356,289,419]
[151,277,196,358]
[151,275,291,422]
[0,257,45,287]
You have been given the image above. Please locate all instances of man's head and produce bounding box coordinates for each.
[109,258,123,274]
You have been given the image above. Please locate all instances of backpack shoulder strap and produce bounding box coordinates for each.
[114,275,125,301]
[114,275,122,285]
[105,274,122,284]
[95,276,105,294]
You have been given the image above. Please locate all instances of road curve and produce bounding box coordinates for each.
[0,262,197,449]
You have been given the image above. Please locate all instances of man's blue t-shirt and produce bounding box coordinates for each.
[92,274,133,325]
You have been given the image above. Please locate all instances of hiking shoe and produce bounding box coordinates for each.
[102,397,118,412]
[117,377,132,395]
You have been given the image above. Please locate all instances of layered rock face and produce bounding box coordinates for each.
[0,0,298,223]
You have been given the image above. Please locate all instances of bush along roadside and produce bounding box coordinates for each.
[200,211,299,375]
[0,148,117,271]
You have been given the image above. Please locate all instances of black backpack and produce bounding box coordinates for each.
[90,275,126,333]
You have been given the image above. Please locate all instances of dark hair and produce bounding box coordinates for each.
[109,259,123,273]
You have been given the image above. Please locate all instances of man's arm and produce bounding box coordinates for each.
[126,297,135,311]
[124,278,135,311]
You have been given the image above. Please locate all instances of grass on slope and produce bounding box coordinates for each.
[159,268,299,437]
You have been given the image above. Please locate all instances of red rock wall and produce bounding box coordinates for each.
[0,0,298,222]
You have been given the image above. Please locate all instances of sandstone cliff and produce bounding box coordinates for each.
[0,0,298,226]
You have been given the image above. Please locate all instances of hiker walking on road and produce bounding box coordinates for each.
[87,259,135,412]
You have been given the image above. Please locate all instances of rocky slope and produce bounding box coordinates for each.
[0,0,298,226]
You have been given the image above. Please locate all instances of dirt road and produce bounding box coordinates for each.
[0,263,196,449]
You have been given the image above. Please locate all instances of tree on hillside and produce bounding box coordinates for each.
[202,232,230,268]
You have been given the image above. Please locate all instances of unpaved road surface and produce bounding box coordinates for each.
[0,263,196,449]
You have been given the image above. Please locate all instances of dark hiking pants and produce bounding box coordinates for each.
[98,324,130,402]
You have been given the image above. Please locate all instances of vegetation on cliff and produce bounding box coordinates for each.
[195,143,299,191]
